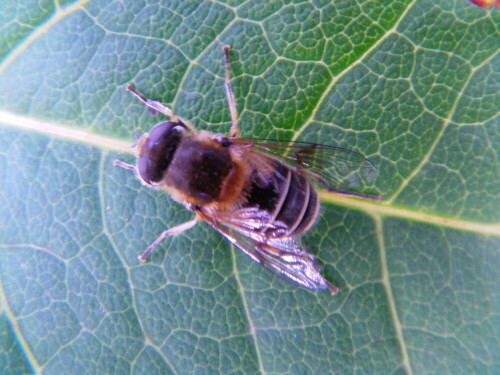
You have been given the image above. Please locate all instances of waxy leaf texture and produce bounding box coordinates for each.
[0,1,498,374]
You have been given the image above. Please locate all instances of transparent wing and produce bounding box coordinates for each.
[201,208,338,294]
[231,138,378,193]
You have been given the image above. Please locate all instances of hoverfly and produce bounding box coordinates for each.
[115,46,379,294]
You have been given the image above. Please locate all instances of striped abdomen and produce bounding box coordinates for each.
[243,159,320,238]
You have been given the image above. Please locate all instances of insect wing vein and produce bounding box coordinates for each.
[231,138,377,191]
[208,210,335,292]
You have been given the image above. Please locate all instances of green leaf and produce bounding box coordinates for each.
[0,0,498,374]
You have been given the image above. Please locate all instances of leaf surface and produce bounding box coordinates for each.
[0,1,498,374]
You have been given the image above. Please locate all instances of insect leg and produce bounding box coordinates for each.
[328,188,382,201]
[222,45,239,137]
[113,159,135,171]
[298,168,381,202]
[126,83,179,122]
[138,216,201,262]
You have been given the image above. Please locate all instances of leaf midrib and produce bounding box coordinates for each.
[1,109,498,238]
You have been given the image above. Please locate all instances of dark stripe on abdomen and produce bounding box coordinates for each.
[290,185,319,236]
[274,170,316,237]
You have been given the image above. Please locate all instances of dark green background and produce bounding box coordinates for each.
[0,0,498,374]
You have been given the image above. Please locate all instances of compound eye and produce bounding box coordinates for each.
[137,121,186,185]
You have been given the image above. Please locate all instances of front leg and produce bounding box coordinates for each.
[126,83,180,123]
[113,160,135,171]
